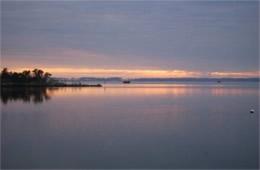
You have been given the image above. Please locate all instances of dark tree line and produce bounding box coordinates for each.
[0,68,52,84]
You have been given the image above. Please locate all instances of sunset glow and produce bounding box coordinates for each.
[5,67,259,78]
[210,72,259,78]
[2,1,258,79]
[1,1,259,169]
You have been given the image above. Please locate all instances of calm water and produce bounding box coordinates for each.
[1,82,259,169]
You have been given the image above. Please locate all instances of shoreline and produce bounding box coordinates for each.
[0,84,102,88]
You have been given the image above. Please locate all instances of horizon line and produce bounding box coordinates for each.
[2,67,259,79]
[54,77,260,80]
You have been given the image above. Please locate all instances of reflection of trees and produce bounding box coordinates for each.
[1,88,59,104]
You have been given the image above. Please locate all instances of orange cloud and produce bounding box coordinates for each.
[3,67,259,78]
[210,72,259,78]
[6,67,202,78]
[1,47,259,78]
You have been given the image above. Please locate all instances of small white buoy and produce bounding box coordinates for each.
[250,109,255,113]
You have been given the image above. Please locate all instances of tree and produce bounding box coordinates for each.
[1,68,52,84]
[1,68,11,82]
[43,72,52,82]
[32,69,44,82]
[22,70,31,82]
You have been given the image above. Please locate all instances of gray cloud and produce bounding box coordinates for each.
[2,1,259,72]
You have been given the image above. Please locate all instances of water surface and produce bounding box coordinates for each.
[1,82,259,169]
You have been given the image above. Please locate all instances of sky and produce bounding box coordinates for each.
[1,0,259,78]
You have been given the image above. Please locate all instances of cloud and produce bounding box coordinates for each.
[2,47,170,69]
[210,72,259,78]
[1,1,259,74]
[4,66,259,79]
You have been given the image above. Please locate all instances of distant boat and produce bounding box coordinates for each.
[122,80,131,84]
[217,80,221,83]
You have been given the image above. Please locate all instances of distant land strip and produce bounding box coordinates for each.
[53,77,260,82]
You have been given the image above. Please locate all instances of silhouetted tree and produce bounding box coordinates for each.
[0,68,52,85]
[1,68,11,82]
[43,72,52,82]
[22,70,31,82]
[32,69,44,82]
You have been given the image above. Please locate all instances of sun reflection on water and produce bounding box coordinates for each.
[1,83,258,104]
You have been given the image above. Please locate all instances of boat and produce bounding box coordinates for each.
[250,109,255,113]
[122,80,131,84]
[217,80,221,83]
